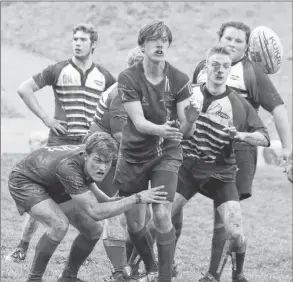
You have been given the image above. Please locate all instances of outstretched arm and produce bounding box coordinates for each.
[70,186,167,221]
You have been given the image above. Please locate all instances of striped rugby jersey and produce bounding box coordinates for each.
[192,56,283,112]
[182,83,269,164]
[118,60,192,163]
[92,82,127,135]
[33,59,116,136]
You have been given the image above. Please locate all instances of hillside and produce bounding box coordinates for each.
[1,2,292,137]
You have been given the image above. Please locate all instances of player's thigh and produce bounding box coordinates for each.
[28,198,69,238]
[235,148,257,200]
[205,179,242,234]
[172,192,188,216]
[60,200,103,240]
[151,158,182,201]
[8,171,52,216]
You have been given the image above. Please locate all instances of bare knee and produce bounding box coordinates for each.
[153,203,172,233]
[48,217,69,241]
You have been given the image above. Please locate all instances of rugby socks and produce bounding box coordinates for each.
[156,227,176,282]
[27,233,60,282]
[208,226,229,281]
[128,226,158,272]
[103,239,127,273]
[230,240,247,275]
[61,233,99,278]
[125,237,134,262]
[172,207,183,247]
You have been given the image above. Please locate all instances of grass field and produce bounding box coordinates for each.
[1,154,292,281]
[1,2,292,282]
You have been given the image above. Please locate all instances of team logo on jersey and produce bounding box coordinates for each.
[216,111,230,119]
[94,80,103,87]
[63,75,73,84]
[230,75,240,81]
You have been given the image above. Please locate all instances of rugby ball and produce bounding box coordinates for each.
[248,26,283,74]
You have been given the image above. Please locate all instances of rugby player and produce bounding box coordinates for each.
[114,20,198,282]
[6,22,116,263]
[189,21,291,282]
[8,132,167,282]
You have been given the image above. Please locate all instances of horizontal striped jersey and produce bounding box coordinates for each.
[92,82,127,135]
[11,145,94,196]
[118,60,192,163]
[182,84,269,164]
[192,56,283,112]
[33,59,116,136]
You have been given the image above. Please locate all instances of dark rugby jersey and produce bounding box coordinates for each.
[118,61,192,163]
[11,145,94,195]
[192,56,283,112]
[33,59,116,136]
[181,84,270,164]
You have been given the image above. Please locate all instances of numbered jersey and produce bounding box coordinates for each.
[11,145,93,195]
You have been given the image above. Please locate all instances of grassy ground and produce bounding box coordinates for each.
[1,2,292,282]
[1,154,292,281]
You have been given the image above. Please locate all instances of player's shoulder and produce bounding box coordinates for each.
[166,61,189,80]
[94,63,115,78]
[43,59,70,73]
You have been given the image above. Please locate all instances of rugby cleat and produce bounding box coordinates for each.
[136,272,158,282]
[232,271,249,282]
[198,272,217,282]
[5,247,27,262]
[123,263,140,278]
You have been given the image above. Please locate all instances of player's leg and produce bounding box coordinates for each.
[150,157,183,282]
[58,199,104,281]
[114,156,158,276]
[5,213,39,262]
[209,179,247,282]
[8,171,69,282]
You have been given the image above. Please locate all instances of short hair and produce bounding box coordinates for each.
[85,132,118,162]
[217,21,251,44]
[73,23,98,43]
[126,47,144,67]
[206,45,231,62]
[137,20,172,46]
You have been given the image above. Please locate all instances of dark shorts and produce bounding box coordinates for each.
[235,147,258,200]
[8,171,71,215]
[47,131,85,146]
[177,158,239,207]
[113,152,182,201]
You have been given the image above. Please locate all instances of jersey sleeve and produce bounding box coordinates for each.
[56,160,91,195]
[251,63,284,112]
[32,64,57,88]
[239,95,270,143]
[109,92,127,135]
[176,73,193,103]
[192,60,206,84]
[118,72,140,103]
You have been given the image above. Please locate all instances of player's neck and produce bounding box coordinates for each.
[143,58,165,84]
[205,81,226,96]
[72,55,93,73]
